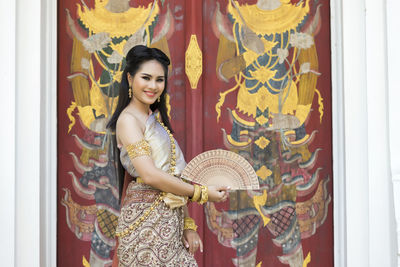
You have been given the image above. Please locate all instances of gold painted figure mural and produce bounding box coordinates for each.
[207,0,331,266]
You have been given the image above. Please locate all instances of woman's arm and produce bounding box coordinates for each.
[117,113,228,200]
[182,205,203,254]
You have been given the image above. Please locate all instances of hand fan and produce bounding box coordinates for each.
[181,149,259,190]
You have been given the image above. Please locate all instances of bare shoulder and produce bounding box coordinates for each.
[116,111,146,145]
[117,112,144,130]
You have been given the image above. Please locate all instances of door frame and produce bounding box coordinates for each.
[40,0,349,266]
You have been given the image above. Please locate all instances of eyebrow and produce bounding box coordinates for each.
[140,73,165,78]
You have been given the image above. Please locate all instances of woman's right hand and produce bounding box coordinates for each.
[207,185,230,202]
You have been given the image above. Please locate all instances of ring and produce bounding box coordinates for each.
[194,241,199,244]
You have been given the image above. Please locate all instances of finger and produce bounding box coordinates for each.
[199,239,203,253]
[184,239,189,249]
[189,240,194,254]
[213,185,228,192]
[218,192,225,202]
[220,194,225,201]
[192,241,198,254]
[220,185,231,191]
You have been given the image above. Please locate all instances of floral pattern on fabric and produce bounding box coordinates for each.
[116,182,197,267]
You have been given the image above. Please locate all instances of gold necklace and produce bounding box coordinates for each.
[157,116,177,175]
[115,115,176,238]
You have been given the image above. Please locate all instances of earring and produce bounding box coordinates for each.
[128,86,132,98]
[157,97,160,103]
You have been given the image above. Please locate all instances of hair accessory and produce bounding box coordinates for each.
[157,96,160,103]
[184,217,198,231]
[128,86,132,98]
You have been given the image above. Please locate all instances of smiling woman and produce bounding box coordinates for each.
[106,45,229,266]
[128,60,166,106]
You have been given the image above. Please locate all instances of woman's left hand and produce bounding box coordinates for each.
[182,229,203,255]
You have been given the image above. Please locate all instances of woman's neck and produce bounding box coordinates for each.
[126,101,151,118]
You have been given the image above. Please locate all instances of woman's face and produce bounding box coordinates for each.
[128,59,166,106]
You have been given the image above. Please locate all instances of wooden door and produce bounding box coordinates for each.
[57,0,333,266]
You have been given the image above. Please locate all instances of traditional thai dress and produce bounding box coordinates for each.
[115,113,197,267]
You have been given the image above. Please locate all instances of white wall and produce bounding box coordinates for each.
[39,0,58,265]
[341,0,370,265]
[0,1,16,266]
[336,0,398,266]
[1,0,398,266]
[387,0,400,265]
[330,0,347,265]
[365,0,397,266]
[14,0,42,265]
[0,0,57,266]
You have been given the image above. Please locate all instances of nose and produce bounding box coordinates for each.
[148,79,157,90]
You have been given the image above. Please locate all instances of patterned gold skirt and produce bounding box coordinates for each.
[116,182,198,267]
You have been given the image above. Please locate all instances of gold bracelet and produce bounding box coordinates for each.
[184,217,198,231]
[191,184,201,202]
[125,140,151,160]
[198,185,208,205]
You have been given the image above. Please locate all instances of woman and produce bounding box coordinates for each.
[107,45,229,266]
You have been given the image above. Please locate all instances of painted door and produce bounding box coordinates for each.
[57,0,333,266]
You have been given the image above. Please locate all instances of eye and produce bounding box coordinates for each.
[157,78,165,82]
[142,76,150,80]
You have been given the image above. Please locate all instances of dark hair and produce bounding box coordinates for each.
[106,45,173,203]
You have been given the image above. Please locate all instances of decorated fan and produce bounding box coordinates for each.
[181,149,259,190]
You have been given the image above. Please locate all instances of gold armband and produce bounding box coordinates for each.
[184,217,198,231]
[191,184,201,202]
[198,185,208,205]
[125,140,151,160]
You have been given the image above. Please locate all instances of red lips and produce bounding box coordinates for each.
[144,91,156,97]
